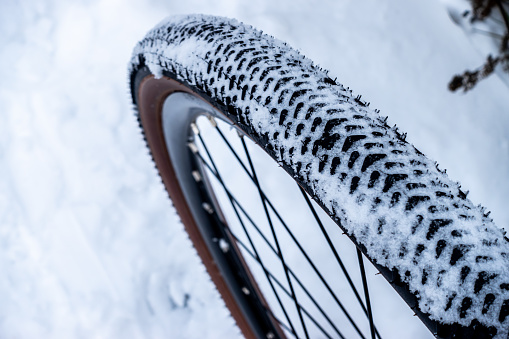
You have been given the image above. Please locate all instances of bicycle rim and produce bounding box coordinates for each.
[133,68,429,339]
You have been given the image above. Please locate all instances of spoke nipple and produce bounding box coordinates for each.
[219,238,229,253]
[191,170,202,182]
[266,332,275,339]
[236,129,245,138]
[375,272,382,275]
[191,122,200,135]
[241,287,250,295]
[202,202,214,214]
[187,142,199,154]
[207,115,217,127]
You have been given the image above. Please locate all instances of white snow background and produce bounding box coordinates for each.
[1,0,508,338]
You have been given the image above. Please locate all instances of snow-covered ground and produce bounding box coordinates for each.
[1,0,507,338]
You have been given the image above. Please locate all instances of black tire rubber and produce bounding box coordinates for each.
[129,14,509,339]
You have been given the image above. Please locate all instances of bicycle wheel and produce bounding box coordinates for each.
[129,14,509,338]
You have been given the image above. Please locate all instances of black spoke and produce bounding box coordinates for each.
[227,198,301,338]
[215,127,253,177]
[194,150,351,339]
[195,132,298,337]
[357,248,375,339]
[270,312,299,339]
[226,197,301,339]
[298,186,383,339]
[240,136,310,339]
[227,227,337,339]
[213,125,367,339]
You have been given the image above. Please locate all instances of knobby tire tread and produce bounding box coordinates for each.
[129,15,509,338]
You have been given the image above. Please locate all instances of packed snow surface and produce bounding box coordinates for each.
[1,0,508,338]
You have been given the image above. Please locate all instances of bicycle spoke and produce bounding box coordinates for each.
[222,180,298,338]
[270,311,300,339]
[240,136,310,339]
[228,227,338,339]
[195,132,298,337]
[212,125,367,339]
[194,149,361,339]
[298,186,383,339]
[215,126,253,177]
[357,248,375,339]
[226,196,300,338]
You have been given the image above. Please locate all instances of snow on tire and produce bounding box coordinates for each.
[129,14,509,338]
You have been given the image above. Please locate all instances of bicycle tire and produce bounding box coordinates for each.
[129,14,509,338]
